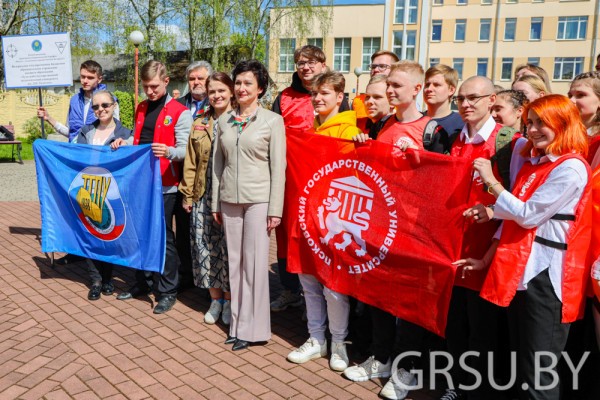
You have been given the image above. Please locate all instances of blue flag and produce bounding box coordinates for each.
[34,140,166,273]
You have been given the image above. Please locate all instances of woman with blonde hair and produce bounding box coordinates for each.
[512,75,549,103]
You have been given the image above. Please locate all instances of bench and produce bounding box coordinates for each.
[0,124,23,164]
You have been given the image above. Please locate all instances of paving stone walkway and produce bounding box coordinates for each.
[0,160,439,399]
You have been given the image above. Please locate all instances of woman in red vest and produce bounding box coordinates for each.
[457,94,591,400]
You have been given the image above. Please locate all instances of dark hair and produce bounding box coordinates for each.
[497,89,528,110]
[231,60,270,99]
[312,71,345,94]
[294,45,326,63]
[80,60,103,77]
[206,72,237,116]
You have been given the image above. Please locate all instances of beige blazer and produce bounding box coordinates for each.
[211,107,286,217]
[179,117,214,205]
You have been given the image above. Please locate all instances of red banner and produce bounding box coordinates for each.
[285,132,473,336]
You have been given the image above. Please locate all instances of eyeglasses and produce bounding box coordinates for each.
[452,94,492,106]
[369,64,391,71]
[91,102,114,111]
[296,60,319,69]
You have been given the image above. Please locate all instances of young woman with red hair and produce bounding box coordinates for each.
[456,94,591,400]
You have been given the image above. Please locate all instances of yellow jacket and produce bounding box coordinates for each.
[313,111,361,140]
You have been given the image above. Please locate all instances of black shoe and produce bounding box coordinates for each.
[153,295,176,314]
[232,339,249,351]
[116,285,151,300]
[224,335,237,344]
[55,253,85,266]
[88,285,101,301]
[101,282,114,296]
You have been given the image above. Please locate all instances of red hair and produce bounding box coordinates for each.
[522,94,588,158]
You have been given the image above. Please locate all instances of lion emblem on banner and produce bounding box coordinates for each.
[317,176,373,257]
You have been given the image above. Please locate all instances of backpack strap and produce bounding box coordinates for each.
[491,126,517,189]
[422,119,439,148]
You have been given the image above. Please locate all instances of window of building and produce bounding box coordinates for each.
[457,0,467,5]
[501,58,513,80]
[455,19,466,42]
[394,0,418,24]
[557,16,588,40]
[481,0,492,4]
[553,57,584,80]
[530,17,542,41]
[504,18,516,41]
[393,30,417,60]
[433,0,443,5]
[480,19,491,41]
[453,58,464,80]
[477,58,488,77]
[362,37,381,70]
[507,0,518,3]
[279,39,296,72]
[432,20,442,42]
[430,58,440,67]
[528,57,540,66]
[333,38,351,72]
[307,38,323,49]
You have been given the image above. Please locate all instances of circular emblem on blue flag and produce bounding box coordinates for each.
[69,167,126,241]
[32,40,42,52]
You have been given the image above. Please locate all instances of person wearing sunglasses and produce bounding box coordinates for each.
[74,90,132,301]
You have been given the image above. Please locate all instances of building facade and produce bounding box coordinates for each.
[268,0,600,97]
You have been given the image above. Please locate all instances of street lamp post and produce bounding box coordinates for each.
[354,67,364,100]
[129,31,144,107]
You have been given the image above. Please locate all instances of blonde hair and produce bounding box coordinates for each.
[514,64,552,93]
[389,60,425,85]
[425,64,458,90]
[513,75,548,96]
[367,74,388,86]
[141,60,168,81]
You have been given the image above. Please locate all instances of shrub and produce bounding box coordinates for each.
[22,117,55,144]
[114,90,134,129]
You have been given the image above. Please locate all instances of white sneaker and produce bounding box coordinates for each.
[343,355,392,382]
[271,290,303,312]
[329,342,349,371]
[204,299,222,325]
[380,368,417,400]
[221,300,231,325]
[287,338,327,364]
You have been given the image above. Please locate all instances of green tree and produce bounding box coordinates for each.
[114,91,134,129]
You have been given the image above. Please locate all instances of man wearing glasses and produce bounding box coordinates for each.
[443,75,521,400]
[270,45,350,314]
[352,50,399,132]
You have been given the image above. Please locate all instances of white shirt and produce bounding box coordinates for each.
[493,154,589,301]
[459,115,496,144]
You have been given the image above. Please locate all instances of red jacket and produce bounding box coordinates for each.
[133,99,187,187]
[279,86,316,136]
[450,123,504,291]
[480,154,592,323]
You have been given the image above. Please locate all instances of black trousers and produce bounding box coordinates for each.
[89,260,113,285]
[175,191,193,286]
[508,269,570,400]
[135,192,180,296]
[445,286,502,399]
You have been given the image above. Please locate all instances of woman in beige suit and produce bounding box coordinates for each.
[212,60,286,351]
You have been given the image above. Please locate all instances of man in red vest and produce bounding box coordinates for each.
[112,60,192,314]
[271,45,349,313]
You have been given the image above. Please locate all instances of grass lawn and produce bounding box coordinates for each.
[0,141,34,162]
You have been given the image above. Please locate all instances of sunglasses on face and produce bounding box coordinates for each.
[91,102,114,111]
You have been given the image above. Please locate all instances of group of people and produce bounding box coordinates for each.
[37,44,600,400]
